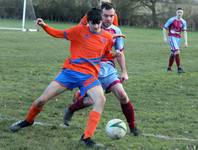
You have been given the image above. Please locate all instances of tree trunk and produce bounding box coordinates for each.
[151,1,158,27]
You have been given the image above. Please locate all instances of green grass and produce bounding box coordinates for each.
[0,22,198,150]
[0,19,37,29]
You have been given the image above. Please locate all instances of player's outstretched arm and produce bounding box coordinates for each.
[184,30,188,48]
[162,28,168,43]
[36,18,65,38]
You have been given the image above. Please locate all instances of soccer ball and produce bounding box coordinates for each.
[105,119,127,139]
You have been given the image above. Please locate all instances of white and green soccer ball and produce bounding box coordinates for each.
[105,119,127,139]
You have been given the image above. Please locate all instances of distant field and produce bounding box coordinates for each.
[0,22,198,150]
[0,19,37,30]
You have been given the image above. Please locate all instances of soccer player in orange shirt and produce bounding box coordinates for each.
[64,3,140,136]
[10,8,113,147]
[80,0,119,26]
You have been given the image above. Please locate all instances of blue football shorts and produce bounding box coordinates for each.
[55,69,100,97]
[169,36,181,54]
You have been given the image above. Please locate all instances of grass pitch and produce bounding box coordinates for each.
[0,22,198,150]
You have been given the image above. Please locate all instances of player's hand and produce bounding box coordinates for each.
[184,42,188,48]
[113,34,126,39]
[120,72,129,83]
[36,18,46,27]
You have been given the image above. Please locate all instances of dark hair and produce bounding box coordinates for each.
[177,8,183,10]
[87,8,102,24]
[101,2,115,10]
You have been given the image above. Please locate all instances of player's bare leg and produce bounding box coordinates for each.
[10,81,67,132]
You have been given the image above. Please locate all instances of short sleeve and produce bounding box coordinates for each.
[115,27,122,34]
[114,27,124,51]
[164,17,174,29]
[115,37,124,51]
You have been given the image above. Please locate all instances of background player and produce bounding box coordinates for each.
[163,8,188,73]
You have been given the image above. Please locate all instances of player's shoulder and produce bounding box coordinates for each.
[181,18,187,24]
[168,16,177,21]
[110,24,121,32]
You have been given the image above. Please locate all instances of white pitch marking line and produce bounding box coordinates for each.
[1,114,198,142]
[143,133,198,142]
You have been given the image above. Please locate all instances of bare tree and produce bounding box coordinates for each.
[139,0,159,27]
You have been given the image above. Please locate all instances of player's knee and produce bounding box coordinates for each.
[97,94,106,107]
[92,94,106,113]
[117,91,129,104]
[99,94,106,106]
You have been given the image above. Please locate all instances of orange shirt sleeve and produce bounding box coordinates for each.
[113,13,119,26]
[42,24,82,41]
[42,24,65,38]
[79,15,88,25]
